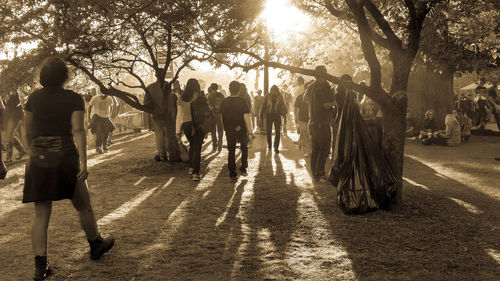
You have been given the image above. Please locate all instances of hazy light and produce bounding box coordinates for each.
[260,0,310,42]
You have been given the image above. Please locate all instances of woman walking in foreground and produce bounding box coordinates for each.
[22,57,114,280]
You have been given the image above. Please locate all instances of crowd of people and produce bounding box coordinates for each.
[406,77,500,147]
[1,56,499,280]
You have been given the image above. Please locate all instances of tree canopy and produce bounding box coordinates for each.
[0,0,264,108]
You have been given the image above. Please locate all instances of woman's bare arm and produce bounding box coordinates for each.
[21,111,33,154]
[71,110,88,181]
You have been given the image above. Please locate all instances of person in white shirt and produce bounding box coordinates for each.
[89,93,115,153]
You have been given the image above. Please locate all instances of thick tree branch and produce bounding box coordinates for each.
[212,47,392,108]
[363,0,402,50]
[406,2,434,62]
[345,0,382,90]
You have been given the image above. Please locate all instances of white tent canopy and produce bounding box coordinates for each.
[460,82,498,92]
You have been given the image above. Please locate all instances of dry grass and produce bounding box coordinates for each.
[0,131,498,280]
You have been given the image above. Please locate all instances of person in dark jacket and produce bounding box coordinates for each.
[260,85,287,153]
[221,81,254,180]
[22,57,114,280]
[306,66,336,181]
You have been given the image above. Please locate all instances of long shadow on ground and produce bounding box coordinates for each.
[128,153,245,280]
[309,155,500,281]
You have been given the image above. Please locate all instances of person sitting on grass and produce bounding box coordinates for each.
[419,109,437,145]
[433,113,461,146]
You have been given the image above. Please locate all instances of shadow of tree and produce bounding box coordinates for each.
[308,155,500,280]
[236,151,301,279]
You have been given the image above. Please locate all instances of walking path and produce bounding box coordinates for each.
[0,131,499,280]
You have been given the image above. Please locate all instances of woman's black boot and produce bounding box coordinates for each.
[33,256,52,280]
[88,234,115,260]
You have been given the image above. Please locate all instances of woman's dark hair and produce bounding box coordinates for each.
[182,78,200,102]
[39,57,69,87]
[270,85,280,95]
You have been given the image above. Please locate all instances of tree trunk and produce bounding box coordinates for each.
[381,108,406,209]
[381,58,410,209]
[408,66,455,129]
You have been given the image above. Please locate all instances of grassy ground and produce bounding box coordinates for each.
[0,128,498,280]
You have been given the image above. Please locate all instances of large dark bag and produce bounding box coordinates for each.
[329,94,397,214]
[191,96,215,135]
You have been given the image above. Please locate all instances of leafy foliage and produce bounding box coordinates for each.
[0,0,264,106]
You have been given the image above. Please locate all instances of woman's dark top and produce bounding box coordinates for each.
[23,87,84,203]
[25,87,85,137]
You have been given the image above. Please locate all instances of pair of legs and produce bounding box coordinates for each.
[266,114,281,151]
[3,116,25,161]
[226,130,248,177]
[181,122,204,175]
[298,121,311,154]
[32,180,99,257]
[94,116,111,152]
[210,113,224,151]
[309,122,331,179]
[153,118,169,160]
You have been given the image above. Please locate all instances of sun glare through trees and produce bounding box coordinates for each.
[260,0,311,42]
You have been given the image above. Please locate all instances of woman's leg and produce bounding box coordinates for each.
[72,180,115,260]
[274,116,281,151]
[192,132,204,175]
[182,122,195,168]
[71,180,99,241]
[266,115,272,149]
[32,201,52,257]
[95,121,103,152]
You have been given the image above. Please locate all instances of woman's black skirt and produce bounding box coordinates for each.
[22,136,79,203]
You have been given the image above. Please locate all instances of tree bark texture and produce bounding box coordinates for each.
[380,60,411,209]
[408,66,454,130]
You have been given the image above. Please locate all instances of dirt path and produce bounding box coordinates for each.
[0,131,499,280]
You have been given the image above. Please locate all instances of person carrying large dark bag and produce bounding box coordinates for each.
[329,86,397,214]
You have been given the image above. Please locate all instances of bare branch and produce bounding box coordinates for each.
[66,57,153,113]
[323,0,353,20]
[363,0,402,49]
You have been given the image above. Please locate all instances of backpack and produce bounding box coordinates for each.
[191,96,215,135]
